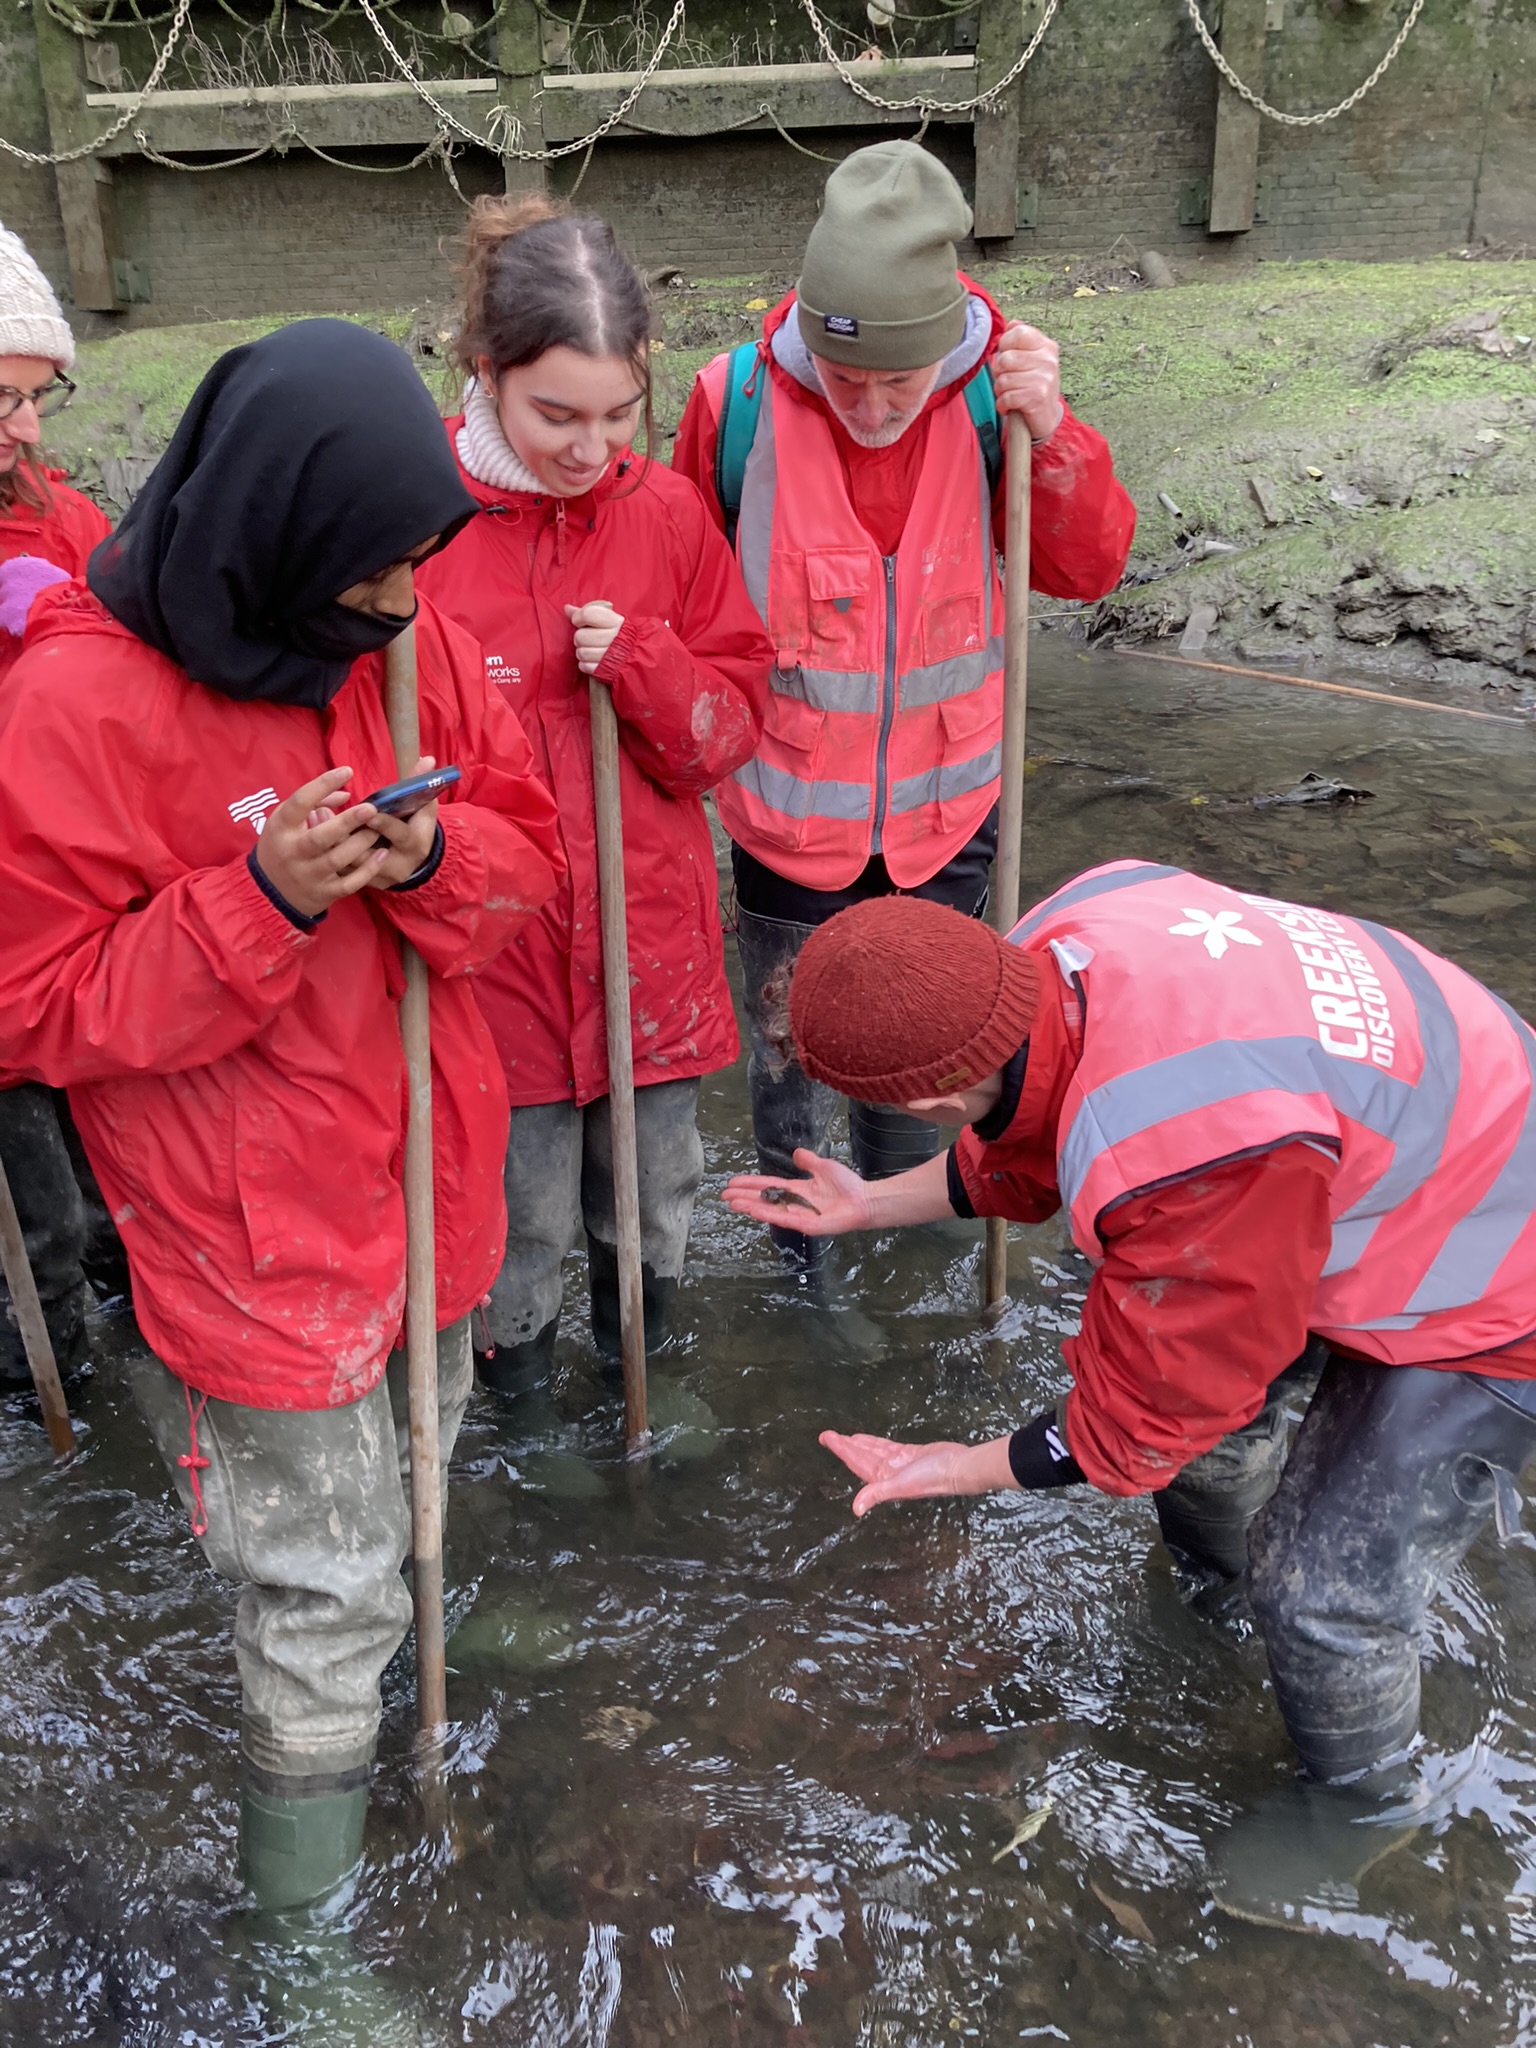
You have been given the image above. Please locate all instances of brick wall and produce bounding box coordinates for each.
[2,0,1530,327]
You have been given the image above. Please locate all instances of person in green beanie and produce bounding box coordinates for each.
[673,140,1135,1303]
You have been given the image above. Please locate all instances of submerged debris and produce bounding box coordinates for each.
[991,1800,1054,1863]
[1250,772,1375,809]
[584,1705,657,1752]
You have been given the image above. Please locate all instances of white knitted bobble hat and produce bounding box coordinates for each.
[0,223,74,371]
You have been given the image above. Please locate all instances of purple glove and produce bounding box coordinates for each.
[0,554,71,637]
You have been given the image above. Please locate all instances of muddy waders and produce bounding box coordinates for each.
[480,1081,702,1397]
[1200,1351,1536,1927]
[132,1322,472,2039]
[0,1083,92,1386]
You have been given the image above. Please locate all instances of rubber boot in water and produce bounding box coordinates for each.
[587,1236,678,1361]
[241,1773,436,2047]
[1209,1767,1422,1933]
[477,1317,558,1402]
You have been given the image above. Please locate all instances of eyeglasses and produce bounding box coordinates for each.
[0,375,75,422]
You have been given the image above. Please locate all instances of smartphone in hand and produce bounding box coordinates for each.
[361,766,462,818]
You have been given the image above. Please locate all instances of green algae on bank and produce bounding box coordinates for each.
[45,260,1536,679]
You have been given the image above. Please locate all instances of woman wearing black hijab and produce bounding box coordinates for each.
[0,321,563,1948]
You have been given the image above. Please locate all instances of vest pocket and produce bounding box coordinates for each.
[801,546,874,663]
[741,695,826,852]
[935,687,1004,824]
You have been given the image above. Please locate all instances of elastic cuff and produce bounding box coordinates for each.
[594,615,644,684]
[387,821,445,893]
[246,846,326,931]
[946,1145,975,1219]
[1007,1405,1086,1490]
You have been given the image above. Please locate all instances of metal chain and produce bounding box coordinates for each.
[795,0,1058,112]
[0,0,194,163]
[353,0,687,159]
[1182,0,1426,124]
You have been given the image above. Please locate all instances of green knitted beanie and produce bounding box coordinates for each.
[796,141,972,371]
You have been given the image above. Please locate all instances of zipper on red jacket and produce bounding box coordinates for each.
[554,499,568,566]
[871,554,898,852]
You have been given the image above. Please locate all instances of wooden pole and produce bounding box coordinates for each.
[589,677,650,1457]
[984,412,1033,1313]
[382,624,448,1762]
[0,1154,75,1459]
[1120,647,1527,726]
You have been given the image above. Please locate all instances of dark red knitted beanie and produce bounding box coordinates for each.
[789,896,1042,1103]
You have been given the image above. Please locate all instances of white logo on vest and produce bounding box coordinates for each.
[1168,907,1262,960]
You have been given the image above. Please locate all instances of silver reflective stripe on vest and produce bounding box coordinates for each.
[899,638,1006,710]
[773,662,881,716]
[1010,862,1185,945]
[1058,1033,1410,1229]
[1401,990,1536,1316]
[888,743,1003,817]
[731,755,870,822]
[736,376,776,620]
[1320,920,1460,1298]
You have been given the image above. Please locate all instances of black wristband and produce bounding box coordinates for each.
[946,1144,975,1219]
[246,846,326,932]
[1008,1406,1087,1490]
[387,822,445,893]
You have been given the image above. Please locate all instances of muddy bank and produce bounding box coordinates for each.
[44,256,1536,695]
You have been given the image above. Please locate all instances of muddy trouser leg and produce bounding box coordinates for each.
[1249,1355,1536,1782]
[0,1081,90,1385]
[735,908,844,1278]
[482,1100,584,1397]
[1154,1340,1330,1583]
[584,1077,704,1359]
[385,1317,475,1530]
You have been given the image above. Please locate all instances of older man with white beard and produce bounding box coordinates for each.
[674,140,1135,1284]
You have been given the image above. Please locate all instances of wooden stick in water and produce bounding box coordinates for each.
[984,411,1033,1314]
[1122,647,1527,726]
[589,676,650,1457]
[383,623,448,1776]
[0,1154,75,1459]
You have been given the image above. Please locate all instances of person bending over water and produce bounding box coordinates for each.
[724,866,1536,1929]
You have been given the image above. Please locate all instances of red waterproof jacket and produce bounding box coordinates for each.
[0,469,110,680]
[672,283,1136,595]
[416,438,773,1107]
[0,583,563,1411]
[953,962,1536,1498]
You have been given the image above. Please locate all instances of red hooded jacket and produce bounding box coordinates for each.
[672,283,1135,594]
[416,439,773,1108]
[0,468,110,679]
[0,583,563,1410]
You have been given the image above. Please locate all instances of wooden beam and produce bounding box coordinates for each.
[32,2,123,309]
[973,0,1022,240]
[1208,0,1266,234]
[91,80,501,158]
[537,58,977,144]
[496,0,544,196]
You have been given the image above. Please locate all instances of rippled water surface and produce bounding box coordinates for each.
[7,647,1536,2045]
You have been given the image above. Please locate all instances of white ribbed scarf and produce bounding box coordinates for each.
[456,380,543,495]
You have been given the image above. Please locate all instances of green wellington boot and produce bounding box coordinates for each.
[241,1776,440,2047]
[1209,1777,1422,1932]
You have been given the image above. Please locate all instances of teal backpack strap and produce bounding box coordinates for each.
[714,339,766,549]
[963,365,1003,501]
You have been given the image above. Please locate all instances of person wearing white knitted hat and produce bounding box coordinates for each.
[0,220,109,665]
[0,221,114,1437]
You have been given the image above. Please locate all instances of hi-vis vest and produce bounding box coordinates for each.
[710,362,1006,891]
[1017,860,1536,1367]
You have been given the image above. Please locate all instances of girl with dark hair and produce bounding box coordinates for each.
[418,195,772,1397]
[0,320,562,1992]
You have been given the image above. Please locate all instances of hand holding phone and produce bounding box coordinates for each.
[357,758,455,887]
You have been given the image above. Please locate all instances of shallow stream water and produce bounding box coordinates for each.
[6,646,1536,2046]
